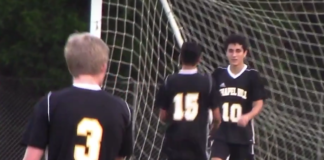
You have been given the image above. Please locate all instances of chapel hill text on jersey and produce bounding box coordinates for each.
[219,87,247,99]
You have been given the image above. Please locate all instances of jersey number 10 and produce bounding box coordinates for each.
[222,103,243,122]
[173,93,199,121]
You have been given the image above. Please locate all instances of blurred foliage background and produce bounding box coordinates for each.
[0,0,89,94]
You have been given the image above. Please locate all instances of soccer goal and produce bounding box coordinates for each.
[90,0,324,160]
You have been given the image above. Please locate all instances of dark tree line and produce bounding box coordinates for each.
[0,0,89,94]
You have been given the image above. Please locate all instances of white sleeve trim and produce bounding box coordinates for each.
[208,74,213,94]
[164,75,170,86]
[124,101,131,124]
[47,92,52,122]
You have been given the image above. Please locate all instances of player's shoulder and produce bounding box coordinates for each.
[212,66,227,77]
[245,66,260,77]
[54,85,112,95]
[111,95,132,123]
[46,86,118,108]
[54,86,128,105]
[50,86,131,121]
[32,94,49,111]
[246,66,258,72]
[212,65,259,75]
[161,73,179,85]
[111,95,131,113]
[49,86,102,100]
[32,88,73,109]
[163,72,207,84]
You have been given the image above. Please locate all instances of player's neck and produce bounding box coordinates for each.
[73,75,101,86]
[229,63,246,75]
[181,65,197,71]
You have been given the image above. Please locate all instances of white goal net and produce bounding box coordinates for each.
[96,0,324,160]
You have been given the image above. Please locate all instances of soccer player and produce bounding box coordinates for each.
[155,42,220,160]
[210,34,267,160]
[21,33,133,160]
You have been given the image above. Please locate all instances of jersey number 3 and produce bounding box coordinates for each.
[222,103,242,122]
[74,118,103,160]
[173,93,199,121]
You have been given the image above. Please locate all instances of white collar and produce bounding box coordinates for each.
[227,64,247,79]
[179,69,198,74]
[73,83,101,90]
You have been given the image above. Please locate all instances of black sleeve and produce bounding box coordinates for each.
[21,96,49,149]
[251,71,267,101]
[208,80,221,109]
[154,76,172,110]
[118,102,133,157]
[208,74,221,109]
[211,68,220,80]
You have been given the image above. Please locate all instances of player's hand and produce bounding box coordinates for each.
[237,114,250,127]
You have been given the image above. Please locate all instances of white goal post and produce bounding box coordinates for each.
[90,0,324,160]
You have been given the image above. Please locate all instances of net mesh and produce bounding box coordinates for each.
[101,0,324,160]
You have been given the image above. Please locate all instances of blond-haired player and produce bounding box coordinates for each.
[21,33,133,160]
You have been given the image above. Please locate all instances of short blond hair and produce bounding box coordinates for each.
[64,32,109,77]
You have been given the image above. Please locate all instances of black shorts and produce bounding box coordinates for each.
[162,138,208,160]
[211,140,254,160]
[162,148,207,160]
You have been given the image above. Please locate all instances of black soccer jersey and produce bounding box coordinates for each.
[212,65,266,144]
[155,69,218,160]
[21,84,133,160]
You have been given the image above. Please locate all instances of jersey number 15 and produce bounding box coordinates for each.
[173,93,199,121]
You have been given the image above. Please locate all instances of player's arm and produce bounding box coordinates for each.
[21,96,49,160]
[117,101,133,159]
[209,73,222,130]
[155,78,171,121]
[245,71,267,120]
[211,108,221,130]
[117,121,133,158]
[210,108,221,133]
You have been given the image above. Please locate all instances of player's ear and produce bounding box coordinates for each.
[195,56,201,65]
[243,49,248,58]
[197,56,201,62]
[101,63,107,72]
